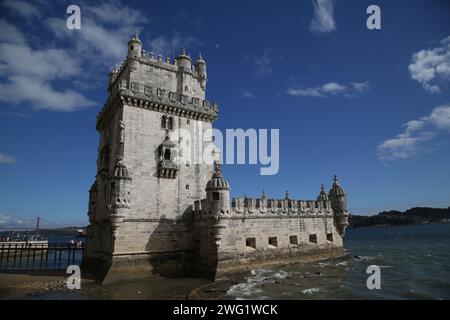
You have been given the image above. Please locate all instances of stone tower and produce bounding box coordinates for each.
[85,33,350,284]
[85,33,219,283]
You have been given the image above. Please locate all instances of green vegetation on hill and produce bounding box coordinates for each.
[349,207,450,228]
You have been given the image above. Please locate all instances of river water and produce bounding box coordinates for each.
[12,223,450,300]
[225,223,450,300]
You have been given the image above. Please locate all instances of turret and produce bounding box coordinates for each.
[206,162,230,214]
[88,181,97,224]
[108,67,118,90]
[195,53,207,89]
[317,184,329,201]
[109,159,132,239]
[328,175,347,212]
[127,32,142,59]
[328,175,349,235]
[175,48,192,71]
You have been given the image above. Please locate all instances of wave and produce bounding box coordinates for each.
[226,268,291,299]
[302,287,320,294]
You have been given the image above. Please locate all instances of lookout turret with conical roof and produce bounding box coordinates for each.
[328,175,349,235]
[329,175,347,213]
[317,184,329,201]
[127,32,142,59]
[109,159,132,240]
[206,162,230,214]
[195,53,207,89]
[175,48,192,71]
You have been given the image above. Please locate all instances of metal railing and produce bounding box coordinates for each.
[0,242,85,271]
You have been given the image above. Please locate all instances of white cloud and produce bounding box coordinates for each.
[310,0,336,33]
[287,81,369,97]
[377,104,450,161]
[242,91,256,98]
[322,82,346,94]
[0,19,26,44]
[148,33,201,56]
[287,87,323,97]
[0,214,11,225]
[0,19,95,111]
[0,42,81,80]
[1,1,199,112]
[254,49,274,77]
[44,16,137,66]
[0,213,38,228]
[351,82,370,93]
[2,0,42,22]
[0,153,16,165]
[408,36,450,93]
[0,76,95,111]
[84,2,148,26]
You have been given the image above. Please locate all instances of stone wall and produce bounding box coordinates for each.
[193,196,344,278]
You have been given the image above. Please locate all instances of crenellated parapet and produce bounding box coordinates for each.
[96,83,218,130]
[193,197,332,218]
[229,197,332,217]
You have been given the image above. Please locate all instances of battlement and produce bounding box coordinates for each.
[194,196,332,217]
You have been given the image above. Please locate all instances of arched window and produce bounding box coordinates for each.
[164,149,171,160]
[160,116,167,129]
[167,117,173,130]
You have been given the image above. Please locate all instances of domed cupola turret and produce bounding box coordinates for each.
[110,159,131,207]
[175,48,192,71]
[195,53,207,89]
[206,162,230,191]
[317,184,329,201]
[328,175,349,236]
[329,175,347,212]
[329,175,345,196]
[206,162,230,214]
[127,32,142,59]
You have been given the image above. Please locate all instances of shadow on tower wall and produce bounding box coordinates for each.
[144,210,218,280]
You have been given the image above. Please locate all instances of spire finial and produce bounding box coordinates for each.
[285,190,290,200]
[332,175,341,187]
[321,184,325,192]
[213,161,222,176]
[261,190,266,199]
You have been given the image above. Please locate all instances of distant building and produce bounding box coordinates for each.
[85,33,350,283]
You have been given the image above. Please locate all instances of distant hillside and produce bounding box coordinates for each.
[0,226,85,238]
[349,207,450,228]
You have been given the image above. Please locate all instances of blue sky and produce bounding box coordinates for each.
[0,0,450,228]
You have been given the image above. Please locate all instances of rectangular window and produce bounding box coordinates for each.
[268,236,277,247]
[309,234,317,244]
[246,237,256,249]
[289,235,298,245]
[212,192,220,201]
[327,233,333,242]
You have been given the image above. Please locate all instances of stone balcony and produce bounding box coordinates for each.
[158,159,179,179]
